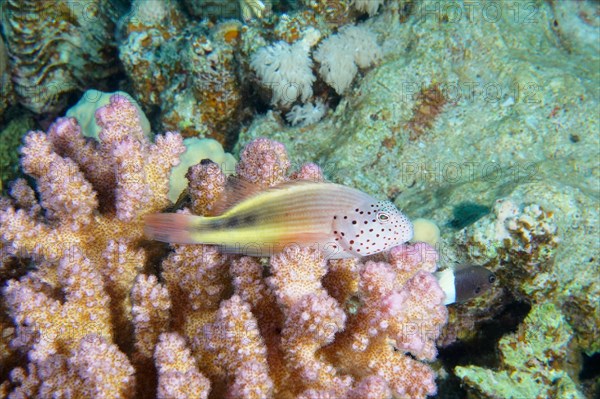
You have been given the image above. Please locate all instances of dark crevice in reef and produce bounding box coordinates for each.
[580,351,600,380]
[435,301,531,399]
[580,352,600,399]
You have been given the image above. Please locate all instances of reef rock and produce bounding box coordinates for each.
[0,33,15,120]
[236,0,600,392]
[119,0,243,144]
[447,179,600,354]
[0,0,120,114]
[455,303,585,399]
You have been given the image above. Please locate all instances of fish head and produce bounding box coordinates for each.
[333,200,413,257]
[453,265,496,303]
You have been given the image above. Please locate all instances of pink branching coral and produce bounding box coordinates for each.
[0,94,185,263]
[0,96,447,398]
[3,248,135,397]
[155,332,210,399]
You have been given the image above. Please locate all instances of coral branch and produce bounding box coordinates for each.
[155,332,210,399]
[199,295,273,399]
[4,248,112,363]
[131,274,171,359]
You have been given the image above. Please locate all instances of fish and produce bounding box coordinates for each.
[435,265,496,305]
[144,179,413,259]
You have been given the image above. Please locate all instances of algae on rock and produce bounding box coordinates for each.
[455,303,585,399]
[0,113,36,193]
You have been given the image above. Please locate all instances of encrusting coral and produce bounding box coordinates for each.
[0,95,448,398]
[119,0,243,143]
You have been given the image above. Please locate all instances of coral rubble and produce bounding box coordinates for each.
[0,95,448,398]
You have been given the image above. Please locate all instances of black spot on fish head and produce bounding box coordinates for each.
[332,207,371,256]
[359,201,413,253]
[454,265,495,303]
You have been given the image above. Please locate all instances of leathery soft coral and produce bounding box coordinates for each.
[0,98,447,398]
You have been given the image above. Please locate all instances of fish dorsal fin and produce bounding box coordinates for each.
[210,178,327,216]
[210,176,265,216]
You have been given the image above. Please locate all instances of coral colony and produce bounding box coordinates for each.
[1,1,597,398]
[0,96,447,398]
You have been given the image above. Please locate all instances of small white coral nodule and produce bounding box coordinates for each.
[286,100,327,127]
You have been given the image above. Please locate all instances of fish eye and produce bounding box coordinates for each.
[377,212,390,223]
[474,286,481,294]
[489,275,496,284]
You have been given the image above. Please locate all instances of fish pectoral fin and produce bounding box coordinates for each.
[272,232,337,253]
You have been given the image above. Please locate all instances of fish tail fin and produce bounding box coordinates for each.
[144,213,204,244]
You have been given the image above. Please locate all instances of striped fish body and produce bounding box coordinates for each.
[145,181,413,259]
